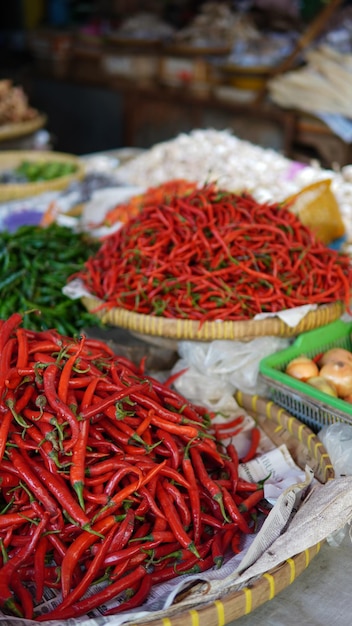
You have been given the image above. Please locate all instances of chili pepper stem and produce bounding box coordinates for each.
[73,481,85,511]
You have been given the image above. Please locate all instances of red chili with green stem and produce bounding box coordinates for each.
[190,447,230,523]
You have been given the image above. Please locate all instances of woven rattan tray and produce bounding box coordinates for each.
[0,113,47,142]
[0,150,85,201]
[82,296,344,341]
[126,393,333,626]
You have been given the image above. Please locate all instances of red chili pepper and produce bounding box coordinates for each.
[43,364,80,450]
[231,531,242,554]
[156,480,200,557]
[56,524,116,611]
[0,313,22,351]
[25,422,60,474]
[238,488,265,513]
[79,382,149,420]
[163,480,191,528]
[103,541,158,569]
[224,442,239,493]
[57,336,86,404]
[0,410,12,464]
[103,572,152,615]
[10,571,34,619]
[241,426,261,463]
[130,457,191,490]
[34,536,48,604]
[60,513,120,598]
[182,451,202,544]
[155,427,181,469]
[29,457,90,528]
[0,509,39,530]
[137,485,166,521]
[236,478,263,492]
[211,531,224,569]
[0,315,284,618]
[130,391,204,428]
[212,415,245,432]
[95,460,167,521]
[221,486,252,534]
[71,183,352,320]
[70,418,90,509]
[6,448,60,519]
[199,512,224,531]
[104,464,144,497]
[190,448,229,522]
[151,415,200,440]
[163,367,189,388]
[37,565,147,621]
[0,512,49,616]
[0,338,16,401]
[190,439,224,465]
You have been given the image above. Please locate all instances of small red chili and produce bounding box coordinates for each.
[241,426,261,463]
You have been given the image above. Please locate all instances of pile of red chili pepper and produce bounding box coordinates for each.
[73,182,352,321]
[0,313,264,621]
[102,179,198,227]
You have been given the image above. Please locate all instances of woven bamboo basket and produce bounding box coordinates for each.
[82,296,344,341]
[0,113,47,142]
[124,393,334,626]
[0,150,85,201]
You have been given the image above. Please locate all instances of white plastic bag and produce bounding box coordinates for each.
[319,422,352,477]
[318,422,352,547]
[171,336,290,413]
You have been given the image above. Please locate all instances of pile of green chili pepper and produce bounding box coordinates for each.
[0,313,264,620]
[73,181,352,321]
[15,160,77,182]
[0,223,102,335]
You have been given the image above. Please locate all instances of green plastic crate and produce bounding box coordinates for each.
[259,319,352,432]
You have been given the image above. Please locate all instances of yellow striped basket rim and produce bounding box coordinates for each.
[82,296,344,341]
[0,149,85,201]
[126,394,334,626]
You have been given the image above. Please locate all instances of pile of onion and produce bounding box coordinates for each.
[285,348,352,402]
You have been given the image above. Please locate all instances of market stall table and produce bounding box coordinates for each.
[0,143,351,626]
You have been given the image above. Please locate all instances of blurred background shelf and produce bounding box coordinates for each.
[0,0,351,167]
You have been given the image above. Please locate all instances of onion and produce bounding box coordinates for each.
[306,376,337,397]
[319,361,352,398]
[285,355,319,381]
[318,347,352,367]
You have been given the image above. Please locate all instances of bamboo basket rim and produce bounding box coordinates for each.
[82,296,344,341]
[0,113,47,142]
[122,392,334,626]
[0,149,85,201]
